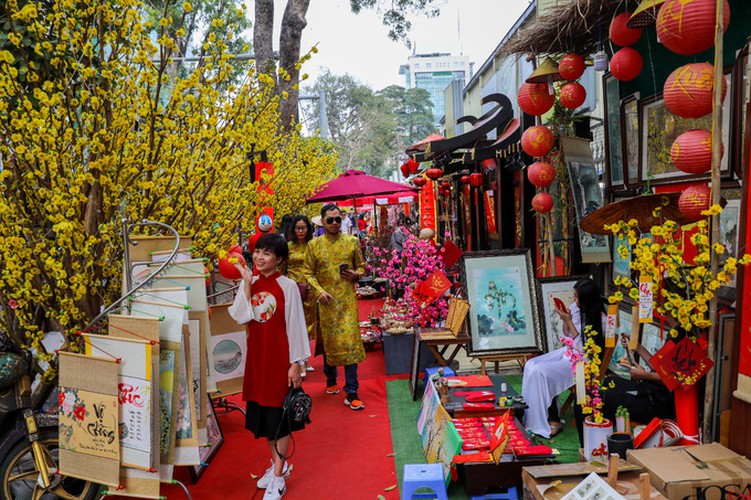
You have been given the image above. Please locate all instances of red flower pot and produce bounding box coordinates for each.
[657,0,730,56]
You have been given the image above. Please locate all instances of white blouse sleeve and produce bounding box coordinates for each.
[281,277,311,364]
[227,282,256,324]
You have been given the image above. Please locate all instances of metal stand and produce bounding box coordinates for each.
[212,396,246,416]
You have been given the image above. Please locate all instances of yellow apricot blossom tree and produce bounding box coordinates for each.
[0,0,337,355]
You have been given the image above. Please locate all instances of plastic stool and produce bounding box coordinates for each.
[469,487,519,500]
[402,463,448,500]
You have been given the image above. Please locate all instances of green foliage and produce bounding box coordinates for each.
[349,0,439,46]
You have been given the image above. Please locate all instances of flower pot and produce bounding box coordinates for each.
[607,432,634,459]
[583,416,613,461]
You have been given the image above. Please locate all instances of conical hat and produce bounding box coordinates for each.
[525,57,564,84]
[628,0,666,28]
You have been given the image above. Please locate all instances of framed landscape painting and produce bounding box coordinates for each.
[538,276,586,352]
[461,250,543,356]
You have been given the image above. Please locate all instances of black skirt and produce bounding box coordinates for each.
[245,401,306,440]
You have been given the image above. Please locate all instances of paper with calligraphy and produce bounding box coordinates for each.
[59,388,120,460]
[652,337,714,391]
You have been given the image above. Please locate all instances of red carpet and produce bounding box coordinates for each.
[155,297,400,499]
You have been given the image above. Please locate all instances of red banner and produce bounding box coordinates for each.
[419,182,436,232]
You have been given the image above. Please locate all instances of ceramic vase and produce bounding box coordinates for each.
[583,416,613,461]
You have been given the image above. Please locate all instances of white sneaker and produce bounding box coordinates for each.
[263,476,286,499]
[257,461,290,489]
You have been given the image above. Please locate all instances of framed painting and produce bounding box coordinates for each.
[712,313,736,441]
[190,397,225,482]
[719,198,741,287]
[461,249,544,356]
[620,93,641,188]
[603,72,624,188]
[537,276,586,352]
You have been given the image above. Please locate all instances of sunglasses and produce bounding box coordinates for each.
[326,216,342,224]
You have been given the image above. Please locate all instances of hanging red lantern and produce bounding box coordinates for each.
[670,129,721,175]
[218,252,246,280]
[468,173,483,187]
[559,54,586,81]
[532,193,554,213]
[610,12,643,47]
[657,0,730,56]
[610,47,643,81]
[517,82,555,116]
[521,126,554,157]
[440,181,451,190]
[413,176,427,187]
[426,167,443,180]
[678,184,711,221]
[527,161,556,188]
[460,175,470,184]
[664,63,726,119]
[406,158,420,174]
[559,82,587,110]
[441,187,451,197]
[400,163,409,177]
[481,158,497,172]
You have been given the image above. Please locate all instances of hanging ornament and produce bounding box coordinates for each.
[610,47,643,81]
[527,162,556,188]
[426,167,443,180]
[559,82,587,110]
[559,54,586,81]
[413,176,427,187]
[628,0,666,28]
[481,158,497,172]
[593,50,609,72]
[521,126,554,157]
[532,192,554,213]
[406,158,420,174]
[469,173,483,187]
[657,0,731,56]
[218,252,246,280]
[517,82,556,116]
[663,62,726,119]
[670,130,721,175]
[440,181,451,191]
[610,12,643,47]
[400,163,409,177]
[678,184,711,221]
[460,175,470,184]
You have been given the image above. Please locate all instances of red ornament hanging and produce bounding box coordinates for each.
[527,162,556,188]
[426,167,443,180]
[559,54,586,81]
[657,0,730,56]
[678,184,711,221]
[517,82,555,116]
[610,47,643,81]
[413,176,427,187]
[559,82,587,110]
[406,157,420,174]
[400,163,409,177]
[460,175,470,184]
[670,129,722,175]
[663,63,726,119]
[469,173,483,187]
[481,158,497,172]
[610,12,643,47]
[440,181,451,190]
[521,126,554,157]
[532,192,554,214]
[218,252,246,280]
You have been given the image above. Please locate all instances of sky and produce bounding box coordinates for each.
[248,0,534,91]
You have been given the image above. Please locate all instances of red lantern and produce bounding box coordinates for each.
[460,175,470,184]
[610,12,643,47]
[413,176,427,187]
[406,158,420,174]
[559,54,586,81]
[670,129,721,175]
[481,158,497,171]
[469,173,483,187]
[426,168,443,180]
[400,163,409,177]
[610,47,643,81]
[559,82,587,110]
[664,63,726,119]
[521,126,554,157]
[440,181,451,190]
[229,244,242,254]
[218,252,246,280]
[442,188,451,197]
[532,193,554,213]
[657,0,730,56]
[517,82,555,116]
[678,184,711,221]
[527,162,556,188]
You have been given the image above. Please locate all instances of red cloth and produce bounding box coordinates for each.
[243,272,290,407]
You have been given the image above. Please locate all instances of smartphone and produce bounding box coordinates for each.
[553,298,569,314]
[339,263,349,273]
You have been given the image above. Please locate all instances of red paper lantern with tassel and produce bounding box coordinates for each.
[610,47,643,81]
[527,162,556,188]
[468,173,483,187]
[218,252,246,280]
[413,176,427,187]
[460,175,470,184]
[610,12,643,47]
[406,158,420,174]
[664,63,726,119]
[559,54,586,81]
[532,193,554,213]
[426,168,443,180]
[400,163,409,177]
[657,0,730,56]
[517,82,555,116]
[522,126,554,157]
[559,82,587,110]
[670,129,721,175]
[678,184,711,221]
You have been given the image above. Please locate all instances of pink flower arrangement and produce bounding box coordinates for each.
[562,326,607,423]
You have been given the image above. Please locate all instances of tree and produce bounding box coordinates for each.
[0,0,337,366]
[378,85,435,148]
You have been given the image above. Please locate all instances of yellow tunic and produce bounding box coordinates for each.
[286,240,318,341]
[304,233,366,366]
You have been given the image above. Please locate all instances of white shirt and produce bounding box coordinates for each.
[340,216,353,235]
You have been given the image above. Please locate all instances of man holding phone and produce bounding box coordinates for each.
[304,204,367,410]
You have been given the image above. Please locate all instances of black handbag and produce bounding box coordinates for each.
[282,386,312,425]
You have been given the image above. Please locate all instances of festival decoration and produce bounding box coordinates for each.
[400,163,409,177]
[663,63,726,119]
[593,50,609,72]
[610,12,643,47]
[609,47,643,81]
[678,184,711,221]
[531,192,554,213]
[440,181,451,190]
[522,126,554,158]
[670,129,718,175]
[426,168,443,180]
[527,162,556,188]
[517,82,556,116]
[657,0,731,56]
[628,0,666,28]
[406,157,420,174]
[559,82,587,110]
[469,173,484,187]
[413,176,427,187]
[481,158,497,172]
[460,175,470,184]
[558,53,586,81]
[218,251,246,280]
[525,57,563,87]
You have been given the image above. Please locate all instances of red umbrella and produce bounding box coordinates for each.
[306,169,417,204]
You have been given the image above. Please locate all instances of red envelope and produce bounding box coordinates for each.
[439,239,463,268]
[652,337,713,389]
